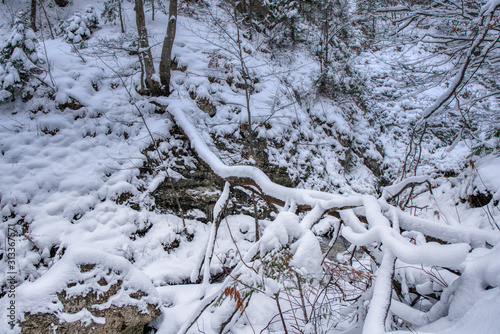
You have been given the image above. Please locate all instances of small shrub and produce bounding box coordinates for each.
[0,17,43,102]
[63,6,99,47]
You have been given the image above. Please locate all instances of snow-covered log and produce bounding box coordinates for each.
[160,99,364,212]
[161,99,499,248]
[156,101,500,333]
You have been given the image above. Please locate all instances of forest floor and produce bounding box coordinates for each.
[0,1,499,333]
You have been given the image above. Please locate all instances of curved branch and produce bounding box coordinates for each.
[157,100,499,248]
[163,99,364,212]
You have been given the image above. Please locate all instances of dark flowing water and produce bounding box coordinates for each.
[319,236,352,260]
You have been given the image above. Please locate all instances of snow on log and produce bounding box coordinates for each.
[164,100,363,211]
[300,203,326,229]
[213,181,230,222]
[342,225,470,267]
[385,205,500,247]
[390,299,427,327]
[381,175,430,201]
[362,248,396,334]
[162,101,500,249]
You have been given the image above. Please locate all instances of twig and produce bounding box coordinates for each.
[274,292,289,334]
[39,0,54,39]
[39,18,56,89]
[71,43,87,63]
[224,215,258,274]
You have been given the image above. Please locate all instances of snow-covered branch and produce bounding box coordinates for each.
[159,100,500,333]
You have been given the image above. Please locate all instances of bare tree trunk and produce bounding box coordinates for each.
[134,0,157,94]
[152,0,155,21]
[235,14,254,156]
[31,0,37,32]
[159,0,177,95]
[248,0,253,39]
[119,0,125,33]
[253,197,259,241]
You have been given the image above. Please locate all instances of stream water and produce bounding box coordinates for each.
[319,236,352,260]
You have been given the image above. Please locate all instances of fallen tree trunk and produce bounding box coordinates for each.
[148,99,500,334]
[153,98,499,248]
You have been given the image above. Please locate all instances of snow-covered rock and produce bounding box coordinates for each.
[2,247,161,333]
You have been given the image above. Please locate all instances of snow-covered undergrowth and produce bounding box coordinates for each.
[62,5,99,46]
[0,0,499,333]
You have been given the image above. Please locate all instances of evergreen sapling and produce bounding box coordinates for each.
[0,17,43,102]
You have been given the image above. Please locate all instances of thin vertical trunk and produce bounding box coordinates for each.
[253,196,259,242]
[275,292,289,334]
[134,0,157,93]
[248,0,253,39]
[324,10,329,70]
[31,0,37,32]
[119,0,125,33]
[159,0,177,95]
[152,0,155,21]
[233,8,255,157]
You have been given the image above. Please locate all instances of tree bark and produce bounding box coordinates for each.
[134,0,157,93]
[31,0,37,32]
[248,0,253,39]
[159,0,177,95]
[119,0,125,33]
[152,0,155,21]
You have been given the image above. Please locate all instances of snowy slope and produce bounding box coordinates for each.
[0,1,499,333]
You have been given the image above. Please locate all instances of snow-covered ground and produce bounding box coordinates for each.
[0,0,499,333]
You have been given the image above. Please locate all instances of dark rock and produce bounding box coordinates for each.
[152,149,223,219]
[22,304,160,334]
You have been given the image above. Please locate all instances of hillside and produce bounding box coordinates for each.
[0,0,499,333]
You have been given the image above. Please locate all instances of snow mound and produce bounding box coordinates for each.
[0,247,160,333]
